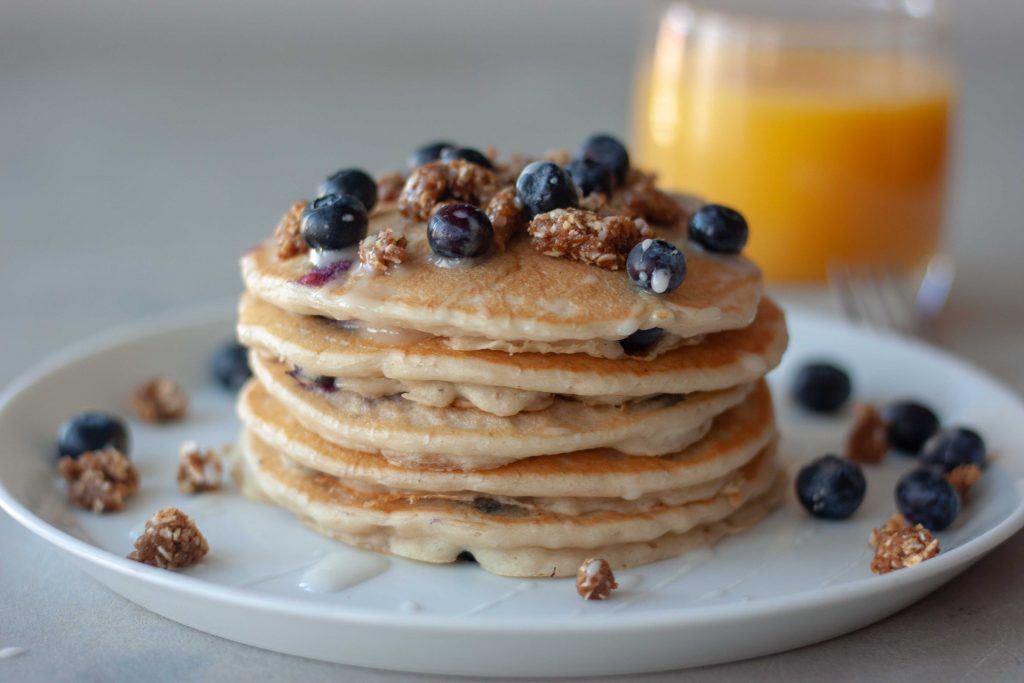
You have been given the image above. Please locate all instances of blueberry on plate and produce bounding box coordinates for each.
[57,411,130,459]
[896,467,960,530]
[427,203,493,259]
[619,327,665,355]
[300,194,369,251]
[687,204,749,254]
[578,133,630,185]
[515,161,579,218]
[921,427,986,472]
[440,146,494,169]
[317,168,378,212]
[408,140,455,168]
[795,454,866,520]
[883,400,940,454]
[792,362,852,414]
[564,158,614,197]
[626,239,687,295]
[211,341,252,391]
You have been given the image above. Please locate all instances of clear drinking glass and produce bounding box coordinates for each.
[631,0,954,283]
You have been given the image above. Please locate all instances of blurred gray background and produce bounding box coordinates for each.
[2,1,1023,681]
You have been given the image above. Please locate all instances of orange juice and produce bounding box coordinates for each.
[632,30,953,281]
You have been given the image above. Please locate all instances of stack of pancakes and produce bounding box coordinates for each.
[234,177,788,577]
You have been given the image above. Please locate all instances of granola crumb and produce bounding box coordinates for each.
[576,558,618,600]
[868,513,907,549]
[870,522,939,574]
[398,160,497,221]
[527,208,653,270]
[543,148,571,166]
[615,169,685,227]
[273,200,309,260]
[128,507,208,569]
[58,449,139,513]
[845,403,889,464]
[132,376,189,424]
[358,228,408,272]
[484,186,526,250]
[376,171,405,203]
[176,441,223,494]
[946,464,982,501]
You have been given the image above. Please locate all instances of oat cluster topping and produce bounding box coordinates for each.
[176,441,224,494]
[868,513,908,549]
[376,171,405,203]
[870,519,940,575]
[398,160,498,221]
[616,169,686,227]
[274,200,309,260]
[527,208,653,270]
[58,448,139,513]
[132,376,189,424]
[576,557,618,600]
[128,507,209,569]
[358,228,408,273]
[484,187,526,250]
[845,403,889,464]
[946,463,982,501]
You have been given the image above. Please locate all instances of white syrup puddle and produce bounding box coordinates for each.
[615,574,643,591]
[399,600,422,614]
[460,581,537,616]
[235,558,325,588]
[298,551,390,593]
[0,647,27,659]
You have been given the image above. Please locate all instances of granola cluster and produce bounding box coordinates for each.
[358,228,408,272]
[946,463,982,501]
[176,441,224,494]
[132,376,189,424]
[576,557,618,600]
[398,160,498,221]
[273,200,309,260]
[376,171,405,203]
[615,169,685,227]
[58,449,139,513]
[527,208,653,270]
[128,507,209,569]
[845,403,889,464]
[484,187,526,250]
[869,514,940,575]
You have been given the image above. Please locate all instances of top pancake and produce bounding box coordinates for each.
[241,205,763,342]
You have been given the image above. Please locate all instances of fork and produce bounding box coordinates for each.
[828,254,956,336]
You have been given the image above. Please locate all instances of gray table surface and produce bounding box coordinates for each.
[2,1,1023,680]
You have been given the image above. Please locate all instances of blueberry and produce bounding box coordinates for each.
[515,161,579,218]
[440,146,494,170]
[317,168,378,212]
[921,427,986,472]
[795,454,866,520]
[564,158,614,197]
[408,140,455,168]
[300,194,369,251]
[619,327,665,355]
[57,412,130,459]
[792,362,851,414]
[578,133,630,185]
[427,203,493,259]
[896,467,960,530]
[883,401,940,454]
[688,204,749,254]
[211,341,251,391]
[626,239,687,295]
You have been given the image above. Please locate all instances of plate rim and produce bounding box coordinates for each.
[1,302,1024,634]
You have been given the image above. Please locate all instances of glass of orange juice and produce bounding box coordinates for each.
[632,0,954,283]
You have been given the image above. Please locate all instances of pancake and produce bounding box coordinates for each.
[238,379,777,499]
[238,293,787,402]
[241,205,763,343]
[236,430,783,577]
[250,351,754,470]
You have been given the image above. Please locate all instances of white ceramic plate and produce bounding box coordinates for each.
[1,306,1023,678]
